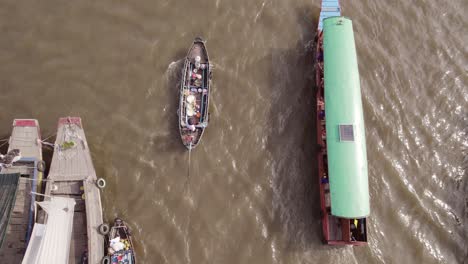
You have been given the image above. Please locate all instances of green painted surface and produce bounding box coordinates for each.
[323,17,370,218]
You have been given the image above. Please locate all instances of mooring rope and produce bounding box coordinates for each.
[42,133,56,142]
[187,143,192,179]
[0,141,8,148]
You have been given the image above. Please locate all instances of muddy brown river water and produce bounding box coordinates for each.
[0,0,466,263]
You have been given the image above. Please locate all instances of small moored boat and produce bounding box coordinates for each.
[315,0,370,245]
[178,37,212,150]
[102,218,136,264]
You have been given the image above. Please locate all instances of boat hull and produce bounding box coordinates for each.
[178,37,211,150]
[315,1,368,246]
[104,218,136,264]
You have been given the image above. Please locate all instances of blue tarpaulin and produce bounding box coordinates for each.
[318,0,342,30]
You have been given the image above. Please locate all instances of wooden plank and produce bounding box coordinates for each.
[48,175,89,182]
[69,208,88,262]
[51,181,83,195]
[84,181,104,263]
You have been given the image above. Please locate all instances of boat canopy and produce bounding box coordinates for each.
[0,173,20,248]
[318,0,341,30]
[323,17,370,219]
[22,197,76,264]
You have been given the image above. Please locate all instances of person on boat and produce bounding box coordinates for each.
[317,50,323,61]
[321,173,329,184]
[195,56,201,69]
[318,97,324,107]
[319,109,325,120]
[318,62,324,72]
[194,74,202,86]
[187,117,197,131]
[350,219,359,241]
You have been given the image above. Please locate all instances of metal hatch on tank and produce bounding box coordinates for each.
[178,37,212,150]
[315,0,370,246]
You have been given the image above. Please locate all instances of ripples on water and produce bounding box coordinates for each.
[0,0,466,263]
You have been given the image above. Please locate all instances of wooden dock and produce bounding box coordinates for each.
[0,119,43,264]
[43,117,104,263]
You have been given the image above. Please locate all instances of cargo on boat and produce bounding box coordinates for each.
[178,37,212,150]
[0,119,44,263]
[315,0,370,245]
[102,218,136,264]
[23,117,106,263]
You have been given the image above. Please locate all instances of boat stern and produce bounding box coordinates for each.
[10,119,42,159]
[58,116,82,128]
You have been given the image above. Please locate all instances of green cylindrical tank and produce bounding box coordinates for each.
[323,16,370,219]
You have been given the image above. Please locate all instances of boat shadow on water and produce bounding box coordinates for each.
[266,6,324,250]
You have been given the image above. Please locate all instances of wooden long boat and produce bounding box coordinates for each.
[102,218,136,264]
[0,119,44,263]
[178,37,212,150]
[315,1,370,245]
[36,117,105,262]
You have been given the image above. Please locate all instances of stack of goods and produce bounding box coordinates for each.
[186,94,196,117]
[109,236,133,264]
[110,251,133,264]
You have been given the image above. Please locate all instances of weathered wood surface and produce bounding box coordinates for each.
[45,118,104,264]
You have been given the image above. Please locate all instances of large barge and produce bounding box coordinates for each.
[315,1,370,245]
